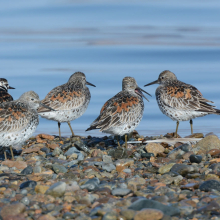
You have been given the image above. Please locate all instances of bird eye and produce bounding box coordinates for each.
[31,98,34,101]
[161,77,164,79]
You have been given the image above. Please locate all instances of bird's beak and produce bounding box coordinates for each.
[144,79,159,87]
[135,87,151,102]
[39,102,56,111]
[86,81,96,87]
[8,86,15,89]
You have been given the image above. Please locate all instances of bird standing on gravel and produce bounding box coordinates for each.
[86,76,151,148]
[145,70,220,137]
[38,72,96,138]
[0,91,52,160]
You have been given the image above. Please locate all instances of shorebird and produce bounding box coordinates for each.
[145,70,220,137]
[86,77,151,148]
[0,91,53,160]
[0,78,15,103]
[38,72,96,138]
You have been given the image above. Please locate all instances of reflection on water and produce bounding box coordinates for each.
[1,0,220,137]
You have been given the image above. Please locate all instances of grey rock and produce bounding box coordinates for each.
[189,154,202,163]
[170,164,195,176]
[52,164,67,174]
[20,180,37,189]
[33,165,41,173]
[66,181,80,191]
[199,180,220,192]
[102,163,116,172]
[74,140,90,153]
[61,142,72,151]
[21,196,30,205]
[52,147,63,156]
[112,188,131,196]
[128,198,180,216]
[103,155,113,163]
[46,181,67,197]
[21,165,33,175]
[64,160,79,168]
[80,177,100,192]
[64,147,84,160]
[103,211,118,220]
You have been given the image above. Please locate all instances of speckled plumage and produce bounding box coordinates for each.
[86,77,150,136]
[0,91,41,148]
[38,72,95,137]
[0,78,15,103]
[145,70,220,136]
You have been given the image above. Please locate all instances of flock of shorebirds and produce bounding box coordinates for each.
[0,70,220,160]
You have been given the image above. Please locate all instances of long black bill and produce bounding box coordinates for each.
[144,79,159,87]
[135,87,151,102]
[8,86,15,89]
[86,81,96,87]
[40,102,56,111]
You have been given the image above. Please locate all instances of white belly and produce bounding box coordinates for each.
[0,120,38,147]
[160,105,208,121]
[39,103,89,123]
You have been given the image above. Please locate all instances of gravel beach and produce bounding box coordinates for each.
[0,131,220,220]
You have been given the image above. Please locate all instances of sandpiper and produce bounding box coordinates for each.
[0,78,15,103]
[38,72,96,138]
[0,91,52,160]
[86,77,151,148]
[145,70,220,137]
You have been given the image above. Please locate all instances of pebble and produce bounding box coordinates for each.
[20,180,37,189]
[0,132,218,219]
[0,203,26,219]
[145,143,165,156]
[199,179,220,192]
[52,164,67,174]
[46,181,67,197]
[193,135,220,154]
[129,198,180,216]
[80,178,100,191]
[20,165,33,175]
[134,208,164,220]
[111,188,131,196]
[189,154,202,163]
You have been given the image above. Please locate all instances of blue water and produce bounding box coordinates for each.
[1,0,220,137]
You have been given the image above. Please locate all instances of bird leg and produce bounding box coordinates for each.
[125,134,127,149]
[117,136,120,147]
[67,121,75,137]
[9,146,14,161]
[190,119,193,135]
[175,121,179,138]
[4,150,7,161]
[58,122,61,138]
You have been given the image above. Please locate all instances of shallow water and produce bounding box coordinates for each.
[1,0,220,137]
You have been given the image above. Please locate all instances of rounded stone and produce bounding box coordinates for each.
[145,143,165,156]
[20,180,37,189]
[189,154,202,163]
[111,188,131,196]
[46,181,67,197]
[199,180,220,192]
[20,165,33,175]
[134,208,164,220]
[158,163,175,174]
[194,135,220,154]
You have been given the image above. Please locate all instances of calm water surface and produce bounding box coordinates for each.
[1,0,220,137]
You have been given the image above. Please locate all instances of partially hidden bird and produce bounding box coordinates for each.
[0,78,15,103]
[0,91,53,160]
